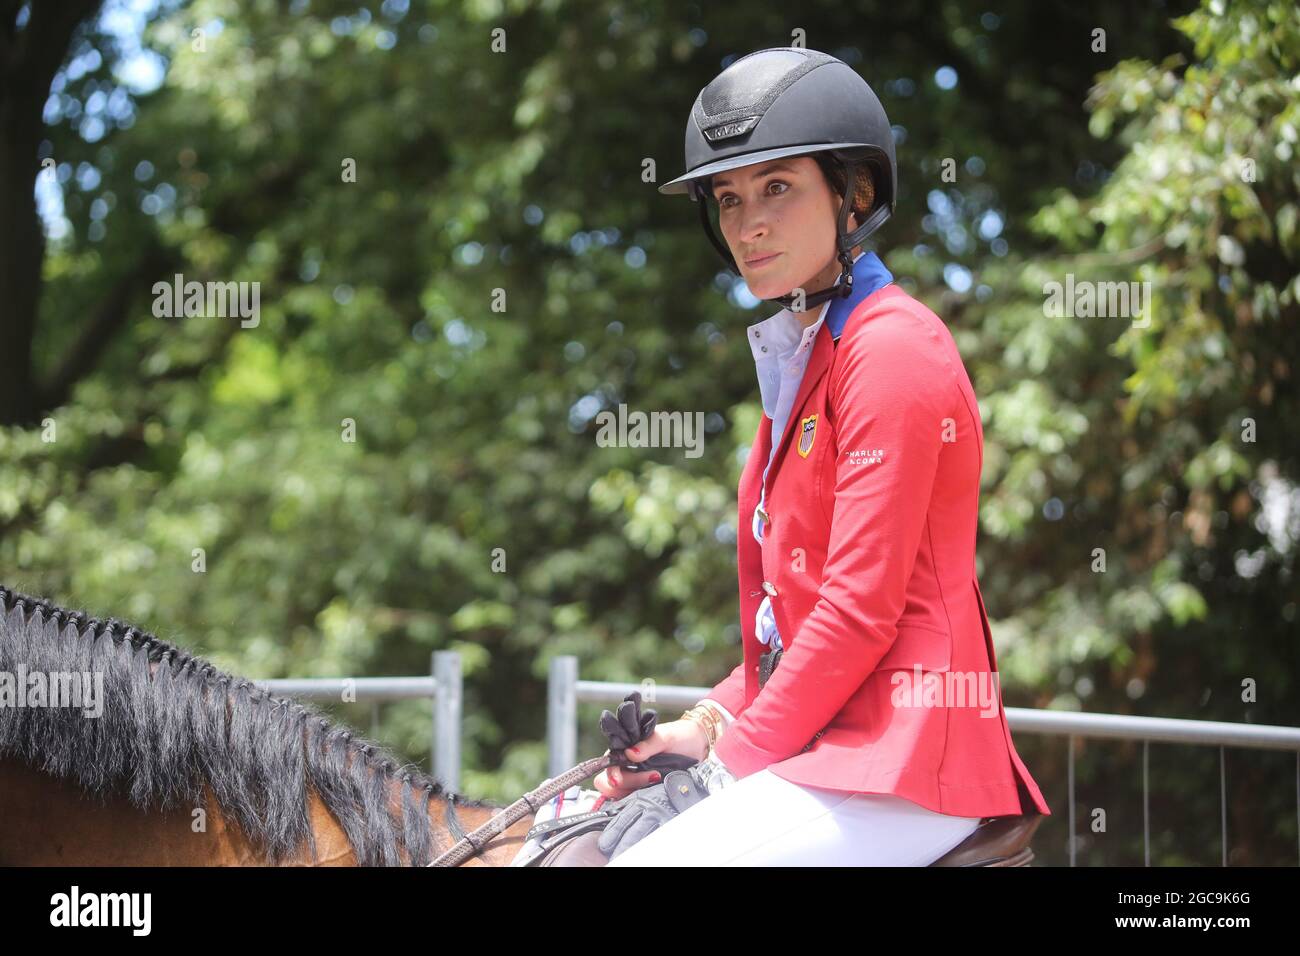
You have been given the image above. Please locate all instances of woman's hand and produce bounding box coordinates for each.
[593,717,711,800]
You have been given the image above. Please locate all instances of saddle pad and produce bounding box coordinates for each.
[508,784,608,866]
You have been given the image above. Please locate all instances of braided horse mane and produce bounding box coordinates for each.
[0,584,499,865]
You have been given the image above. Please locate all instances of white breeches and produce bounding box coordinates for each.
[604,767,983,866]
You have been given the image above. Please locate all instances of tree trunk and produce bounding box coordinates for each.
[0,0,103,426]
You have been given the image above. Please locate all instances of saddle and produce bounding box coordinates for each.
[517,788,1044,867]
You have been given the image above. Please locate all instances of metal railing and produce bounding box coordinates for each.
[254,652,1300,865]
[256,650,463,792]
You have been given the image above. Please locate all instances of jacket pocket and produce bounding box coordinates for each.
[872,623,952,673]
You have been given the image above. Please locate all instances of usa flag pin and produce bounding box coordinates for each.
[797,413,818,458]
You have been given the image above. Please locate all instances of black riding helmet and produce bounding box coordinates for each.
[660,47,897,312]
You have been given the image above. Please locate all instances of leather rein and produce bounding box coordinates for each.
[428,754,615,867]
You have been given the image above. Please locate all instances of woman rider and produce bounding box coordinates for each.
[593,46,1051,865]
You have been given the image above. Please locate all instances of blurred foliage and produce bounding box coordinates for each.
[1,0,1297,863]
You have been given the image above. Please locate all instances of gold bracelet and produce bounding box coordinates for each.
[681,704,722,749]
[680,706,711,747]
[687,712,717,750]
[697,702,726,740]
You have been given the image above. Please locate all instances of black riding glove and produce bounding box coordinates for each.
[598,690,699,775]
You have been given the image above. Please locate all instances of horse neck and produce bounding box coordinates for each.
[0,754,532,866]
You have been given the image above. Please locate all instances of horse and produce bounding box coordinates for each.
[0,584,532,866]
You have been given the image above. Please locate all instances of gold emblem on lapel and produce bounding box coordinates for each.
[797,414,818,458]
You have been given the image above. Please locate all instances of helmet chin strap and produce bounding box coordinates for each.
[697,164,892,314]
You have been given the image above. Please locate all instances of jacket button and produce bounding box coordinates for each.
[762,581,778,596]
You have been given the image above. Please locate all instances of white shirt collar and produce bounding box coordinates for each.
[744,250,865,359]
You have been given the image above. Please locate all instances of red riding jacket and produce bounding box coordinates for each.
[706,282,1051,819]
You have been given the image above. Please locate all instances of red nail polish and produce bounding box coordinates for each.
[651,773,662,782]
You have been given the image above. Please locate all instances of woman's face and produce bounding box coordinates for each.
[709,155,859,306]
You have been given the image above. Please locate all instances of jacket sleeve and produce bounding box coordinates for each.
[713,314,956,778]
[696,662,746,722]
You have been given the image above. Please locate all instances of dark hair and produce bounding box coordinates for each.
[812,153,877,221]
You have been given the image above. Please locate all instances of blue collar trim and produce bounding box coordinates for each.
[826,252,894,342]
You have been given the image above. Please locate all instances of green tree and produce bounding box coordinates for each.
[7,0,1294,864]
